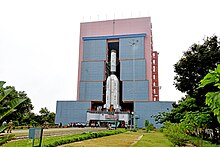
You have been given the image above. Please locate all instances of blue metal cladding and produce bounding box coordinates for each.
[83,33,146,41]
[81,61,105,81]
[83,40,106,61]
[55,101,90,125]
[134,101,173,128]
[119,37,145,60]
[122,80,148,100]
[120,59,146,81]
[79,82,103,101]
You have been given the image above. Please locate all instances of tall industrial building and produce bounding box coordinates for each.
[55,17,173,128]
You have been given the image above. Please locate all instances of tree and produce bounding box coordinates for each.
[20,112,36,126]
[0,81,27,145]
[174,35,220,106]
[180,111,211,138]
[156,35,220,143]
[0,81,27,131]
[38,107,55,125]
[1,86,34,125]
[199,64,220,123]
[166,35,220,121]
[155,96,198,123]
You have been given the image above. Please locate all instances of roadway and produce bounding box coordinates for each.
[3,127,107,140]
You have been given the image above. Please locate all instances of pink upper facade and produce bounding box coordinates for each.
[77,17,153,101]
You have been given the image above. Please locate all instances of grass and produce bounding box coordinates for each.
[4,128,219,147]
[132,130,173,147]
[2,138,32,147]
[188,136,220,147]
[2,129,126,147]
[11,127,106,137]
[60,131,142,147]
[60,130,173,147]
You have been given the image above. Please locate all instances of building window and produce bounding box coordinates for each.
[153,60,155,64]
[153,66,156,72]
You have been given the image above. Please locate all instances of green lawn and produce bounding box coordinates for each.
[5,129,218,147]
[3,130,172,147]
[61,131,142,147]
[132,130,173,147]
[61,130,173,147]
[2,129,126,147]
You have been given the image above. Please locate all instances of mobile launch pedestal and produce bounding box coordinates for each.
[86,111,130,128]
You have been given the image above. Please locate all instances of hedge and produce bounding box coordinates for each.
[43,129,127,147]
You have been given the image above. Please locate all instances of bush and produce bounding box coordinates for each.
[145,120,150,127]
[146,123,155,132]
[145,120,155,133]
[0,134,15,146]
[162,121,189,146]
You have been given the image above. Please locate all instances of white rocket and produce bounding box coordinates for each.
[104,50,120,110]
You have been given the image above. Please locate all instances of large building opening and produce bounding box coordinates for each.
[107,39,120,78]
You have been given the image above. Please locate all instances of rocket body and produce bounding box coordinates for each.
[105,50,120,110]
[106,75,119,109]
[110,50,116,73]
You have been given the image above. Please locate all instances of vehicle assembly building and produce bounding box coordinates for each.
[55,17,173,128]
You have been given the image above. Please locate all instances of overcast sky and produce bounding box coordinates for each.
[1,0,220,113]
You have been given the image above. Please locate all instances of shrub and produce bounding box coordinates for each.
[0,134,15,146]
[145,120,150,127]
[163,121,189,146]
[146,123,155,132]
[145,120,155,133]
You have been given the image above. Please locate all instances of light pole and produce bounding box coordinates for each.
[133,112,136,131]
[130,113,132,131]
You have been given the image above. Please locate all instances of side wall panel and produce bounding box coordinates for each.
[120,59,146,81]
[81,61,105,81]
[119,37,144,60]
[55,101,90,125]
[123,80,149,101]
[83,40,106,61]
[79,82,103,101]
[134,101,173,128]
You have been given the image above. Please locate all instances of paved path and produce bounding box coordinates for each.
[11,127,105,134]
[3,127,106,140]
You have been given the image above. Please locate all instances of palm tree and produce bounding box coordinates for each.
[0,81,27,132]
